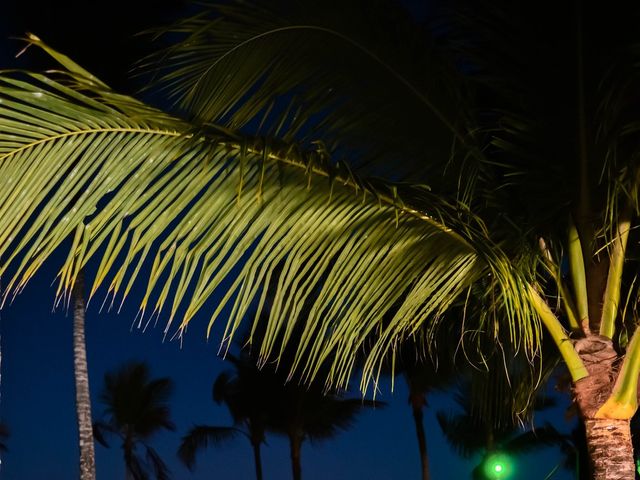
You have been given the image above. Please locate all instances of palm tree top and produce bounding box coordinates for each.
[96,362,174,442]
[93,361,174,480]
[0,29,539,393]
[4,1,640,396]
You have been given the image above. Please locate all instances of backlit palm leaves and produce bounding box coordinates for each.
[0,34,539,391]
[5,1,640,476]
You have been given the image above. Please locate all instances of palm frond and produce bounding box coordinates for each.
[446,1,640,245]
[178,425,242,470]
[212,370,233,404]
[92,420,117,448]
[436,410,485,457]
[127,449,150,480]
[140,0,472,181]
[304,398,378,442]
[145,444,171,480]
[0,41,540,390]
[503,423,569,454]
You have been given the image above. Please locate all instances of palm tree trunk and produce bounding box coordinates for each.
[573,336,636,479]
[251,441,263,480]
[73,272,96,480]
[289,434,303,480]
[410,393,430,480]
[124,434,134,480]
[584,418,634,480]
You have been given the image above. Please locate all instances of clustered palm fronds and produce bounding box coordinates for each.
[5,1,640,477]
[93,362,174,480]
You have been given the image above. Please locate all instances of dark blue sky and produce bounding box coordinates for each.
[0,263,573,479]
[0,2,576,479]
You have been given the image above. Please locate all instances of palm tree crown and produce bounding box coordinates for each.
[0,3,536,392]
[93,361,174,480]
[4,1,640,477]
[178,353,273,480]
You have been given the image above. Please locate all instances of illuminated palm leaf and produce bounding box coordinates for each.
[0,37,538,391]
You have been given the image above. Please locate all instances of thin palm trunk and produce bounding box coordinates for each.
[251,440,263,480]
[410,393,430,480]
[289,434,303,480]
[124,434,134,480]
[73,272,96,480]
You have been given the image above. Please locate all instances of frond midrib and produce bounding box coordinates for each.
[0,127,182,161]
[1,122,473,249]
[229,140,472,246]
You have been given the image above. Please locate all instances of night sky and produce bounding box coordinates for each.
[0,1,575,479]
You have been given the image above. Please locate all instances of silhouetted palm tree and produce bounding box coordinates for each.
[395,334,455,480]
[177,354,272,480]
[437,363,564,480]
[93,362,174,480]
[181,346,377,480]
[270,377,377,480]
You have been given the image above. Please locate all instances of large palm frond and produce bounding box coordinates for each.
[446,0,640,239]
[0,37,539,390]
[141,0,469,182]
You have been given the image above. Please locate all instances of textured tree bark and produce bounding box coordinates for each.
[584,419,634,480]
[572,335,618,418]
[410,393,430,480]
[572,335,636,479]
[73,272,96,480]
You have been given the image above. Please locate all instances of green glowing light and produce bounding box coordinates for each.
[482,452,512,479]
